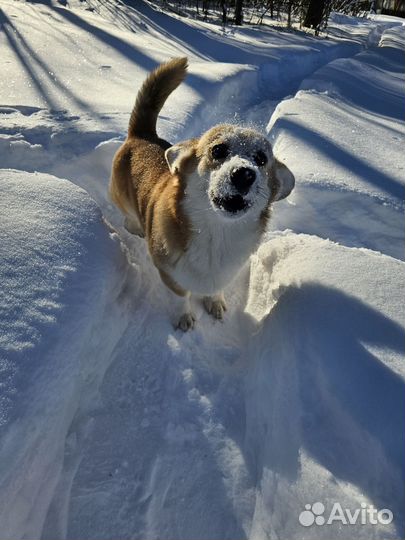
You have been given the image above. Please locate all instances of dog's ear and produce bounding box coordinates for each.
[165,141,197,175]
[271,158,295,201]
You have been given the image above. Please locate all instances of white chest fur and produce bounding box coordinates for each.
[170,212,262,296]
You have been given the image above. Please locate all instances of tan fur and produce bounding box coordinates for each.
[110,58,192,294]
[159,268,187,297]
[128,57,188,138]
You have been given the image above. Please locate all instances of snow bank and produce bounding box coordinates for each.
[268,26,405,259]
[244,232,405,540]
[0,170,128,539]
[379,23,405,48]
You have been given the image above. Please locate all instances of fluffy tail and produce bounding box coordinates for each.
[128,57,188,139]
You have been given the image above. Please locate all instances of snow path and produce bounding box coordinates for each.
[0,2,404,539]
[63,231,405,540]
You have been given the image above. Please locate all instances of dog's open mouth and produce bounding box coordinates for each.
[212,194,250,214]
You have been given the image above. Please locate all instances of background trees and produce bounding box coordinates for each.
[155,0,404,33]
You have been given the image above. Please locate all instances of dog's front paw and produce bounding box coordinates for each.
[203,294,227,320]
[177,312,196,332]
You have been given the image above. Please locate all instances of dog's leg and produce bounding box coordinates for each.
[159,269,196,331]
[203,292,227,320]
[124,216,144,238]
[175,291,196,331]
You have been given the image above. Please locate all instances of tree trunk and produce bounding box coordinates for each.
[303,0,325,29]
[287,0,292,27]
[234,0,243,24]
[203,0,209,20]
[221,0,227,24]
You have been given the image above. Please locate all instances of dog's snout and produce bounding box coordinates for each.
[230,167,256,195]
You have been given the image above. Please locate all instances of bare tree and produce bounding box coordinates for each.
[303,0,326,28]
[220,0,228,23]
[155,0,400,31]
[234,0,244,23]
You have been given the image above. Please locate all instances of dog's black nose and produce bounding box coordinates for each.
[230,167,256,195]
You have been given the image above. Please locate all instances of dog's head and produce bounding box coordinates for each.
[165,124,295,221]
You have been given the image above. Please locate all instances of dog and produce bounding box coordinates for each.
[110,57,295,331]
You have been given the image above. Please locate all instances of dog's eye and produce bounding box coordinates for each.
[254,151,268,167]
[211,144,229,160]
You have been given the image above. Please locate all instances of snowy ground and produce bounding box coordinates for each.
[0,1,404,539]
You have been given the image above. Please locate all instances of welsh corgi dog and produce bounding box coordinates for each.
[110,57,295,330]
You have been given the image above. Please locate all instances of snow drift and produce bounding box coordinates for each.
[0,170,128,538]
[268,27,405,260]
[0,1,404,539]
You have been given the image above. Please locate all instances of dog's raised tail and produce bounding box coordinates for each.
[128,57,188,139]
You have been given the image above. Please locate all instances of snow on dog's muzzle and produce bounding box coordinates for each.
[212,193,250,214]
[209,156,260,217]
[230,167,256,195]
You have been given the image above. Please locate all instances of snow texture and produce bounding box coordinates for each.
[0,1,404,539]
[0,170,128,538]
